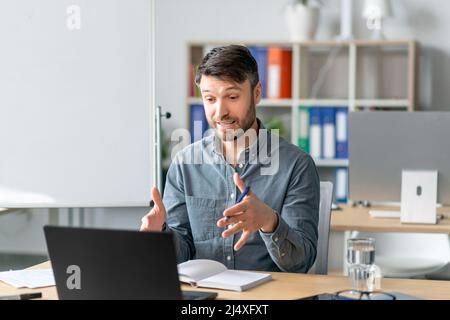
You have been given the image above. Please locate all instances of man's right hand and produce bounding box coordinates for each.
[140,187,167,232]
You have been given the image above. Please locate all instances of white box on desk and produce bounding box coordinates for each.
[401,170,438,224]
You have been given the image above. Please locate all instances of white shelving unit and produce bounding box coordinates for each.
[314,159,349,167]
[187,40,417,200]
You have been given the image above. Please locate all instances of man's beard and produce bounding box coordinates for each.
[211,97,257,142]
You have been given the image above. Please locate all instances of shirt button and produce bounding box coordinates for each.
[274,237,279,242]
[230,193,234,199]
[281,252,286,257]
[227,255,232,261]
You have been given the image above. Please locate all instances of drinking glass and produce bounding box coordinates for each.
[347,238,382,292]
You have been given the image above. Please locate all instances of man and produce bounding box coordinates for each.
[140,45,320,273]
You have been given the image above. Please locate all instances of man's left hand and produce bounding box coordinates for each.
[216,172,278,251]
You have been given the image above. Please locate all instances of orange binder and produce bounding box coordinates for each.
[267,48,292,99]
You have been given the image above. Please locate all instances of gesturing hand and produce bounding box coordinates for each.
[216,173,278,251]
[140,187,167,232]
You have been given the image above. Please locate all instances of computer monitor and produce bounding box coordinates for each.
[349,112,450,206]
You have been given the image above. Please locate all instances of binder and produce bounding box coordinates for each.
[267,48,292,99]
[297,106,310,153]
[189,64,201,97]
[190,104,208,143]
[335,107,348,159]
[248,47,268,98]
[336,168,348,203]
[309,107,322,159]
[322,107,336,159]
[190,46,204,98]
[189,63,195,97]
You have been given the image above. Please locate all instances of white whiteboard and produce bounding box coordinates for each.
[0,0,153,207]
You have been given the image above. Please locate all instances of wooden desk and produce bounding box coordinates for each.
[331,205,450,274]
[331,205,450,233]
[2,261,450,300]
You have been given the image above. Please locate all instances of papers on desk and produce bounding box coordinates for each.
[0,269,55,288]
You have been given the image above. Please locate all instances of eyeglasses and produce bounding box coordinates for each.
[334,289,397,300]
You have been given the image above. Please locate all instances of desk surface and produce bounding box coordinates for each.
[331,205,450,233]
[2,261,450,300]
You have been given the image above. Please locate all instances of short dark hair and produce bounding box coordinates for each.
[195,45,259,90]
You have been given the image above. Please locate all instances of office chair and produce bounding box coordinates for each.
[308,181,333,275]
[350,231,450,278]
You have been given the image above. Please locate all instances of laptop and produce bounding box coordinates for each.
[44,226,217,300]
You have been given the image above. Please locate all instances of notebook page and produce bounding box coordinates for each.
[199,270,271,291]
[178,259,227,282]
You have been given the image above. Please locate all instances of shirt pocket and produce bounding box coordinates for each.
[185,196,220,241]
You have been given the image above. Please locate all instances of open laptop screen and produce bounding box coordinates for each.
[44,226,216,300]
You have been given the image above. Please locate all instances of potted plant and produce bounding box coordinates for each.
[284,0,322,41]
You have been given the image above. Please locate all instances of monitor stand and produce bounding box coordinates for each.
[364,170,440,222]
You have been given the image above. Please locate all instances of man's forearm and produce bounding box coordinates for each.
[259,214,316,273]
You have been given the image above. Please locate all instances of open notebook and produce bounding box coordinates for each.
[177,259,272,292]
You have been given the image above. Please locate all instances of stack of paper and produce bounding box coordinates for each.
[0,269,55,288]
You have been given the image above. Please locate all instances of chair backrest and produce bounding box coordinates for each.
[310,181,334,275]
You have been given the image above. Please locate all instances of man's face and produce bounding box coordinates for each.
[199,75,261,142]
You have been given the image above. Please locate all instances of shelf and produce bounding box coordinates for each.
[290,99,409,108]
[187,40,416,203]
[187,40,414,48]
[298,99,349,107]
[259,99,293,107]
[188,97,294,107]
[313,159,349,167]
[298,40,414,47]
[355,99,409,108]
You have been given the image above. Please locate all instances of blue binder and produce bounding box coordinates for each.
[309,107,322,159]
[321,107,336,159]
[335,107,348,159]
[190,104,208,143]
[248,47,268,98]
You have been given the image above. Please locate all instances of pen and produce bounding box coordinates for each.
[0,292,42,300]
[235,186,251,204]
[225,186,251,222]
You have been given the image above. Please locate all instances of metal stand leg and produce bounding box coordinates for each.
[79,208,85,227]
[68,208,74,226]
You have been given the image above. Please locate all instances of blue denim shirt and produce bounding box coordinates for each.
[164,121,320,273]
